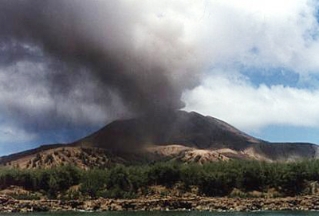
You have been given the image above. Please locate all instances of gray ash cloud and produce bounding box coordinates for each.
[0,0,201,132]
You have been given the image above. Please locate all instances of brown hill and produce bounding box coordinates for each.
[1,111,318,168]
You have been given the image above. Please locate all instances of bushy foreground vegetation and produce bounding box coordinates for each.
[1,160,319,199]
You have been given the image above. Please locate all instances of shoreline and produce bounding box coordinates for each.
[1,195,319,212]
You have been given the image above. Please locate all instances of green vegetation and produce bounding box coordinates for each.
[1,160,319,199]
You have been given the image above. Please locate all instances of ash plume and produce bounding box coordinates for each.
[0,0,201,127]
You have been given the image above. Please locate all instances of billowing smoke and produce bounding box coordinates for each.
[0,0,201,128]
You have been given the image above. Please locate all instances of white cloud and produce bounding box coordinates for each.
[186,0,319,73]
[180,0,319,135]
[182,72,319,132]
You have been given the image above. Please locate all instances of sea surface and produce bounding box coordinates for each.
[0,212,318,216]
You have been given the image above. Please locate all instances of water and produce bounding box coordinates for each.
[0,212,317,216]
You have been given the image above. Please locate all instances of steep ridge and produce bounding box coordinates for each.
[1,111,318,168]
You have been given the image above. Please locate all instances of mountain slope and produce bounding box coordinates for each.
[73,111,319,161]
[1,111,318,168]
[73,111,262,151]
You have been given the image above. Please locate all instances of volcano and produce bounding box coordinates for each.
[1,111,318,169]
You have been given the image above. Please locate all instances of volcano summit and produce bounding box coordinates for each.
[1,111,318,169]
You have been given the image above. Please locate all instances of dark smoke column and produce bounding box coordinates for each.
[0,0,201,118]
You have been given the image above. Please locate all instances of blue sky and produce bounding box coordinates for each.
[1,0,319,156]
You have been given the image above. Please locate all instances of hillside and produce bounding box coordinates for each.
[0,111,318,169]
[72,111,319,162]
[73,111,261,151]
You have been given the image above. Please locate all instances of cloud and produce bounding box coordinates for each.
[0,0,206,115]
[183,72,319,132]
[180,0,319,135]
[0,60,129,132]
[173,0,319,74]
[0,121,37,155]
[0,124,36,144]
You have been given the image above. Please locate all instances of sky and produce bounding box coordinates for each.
[1,0,319,156]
